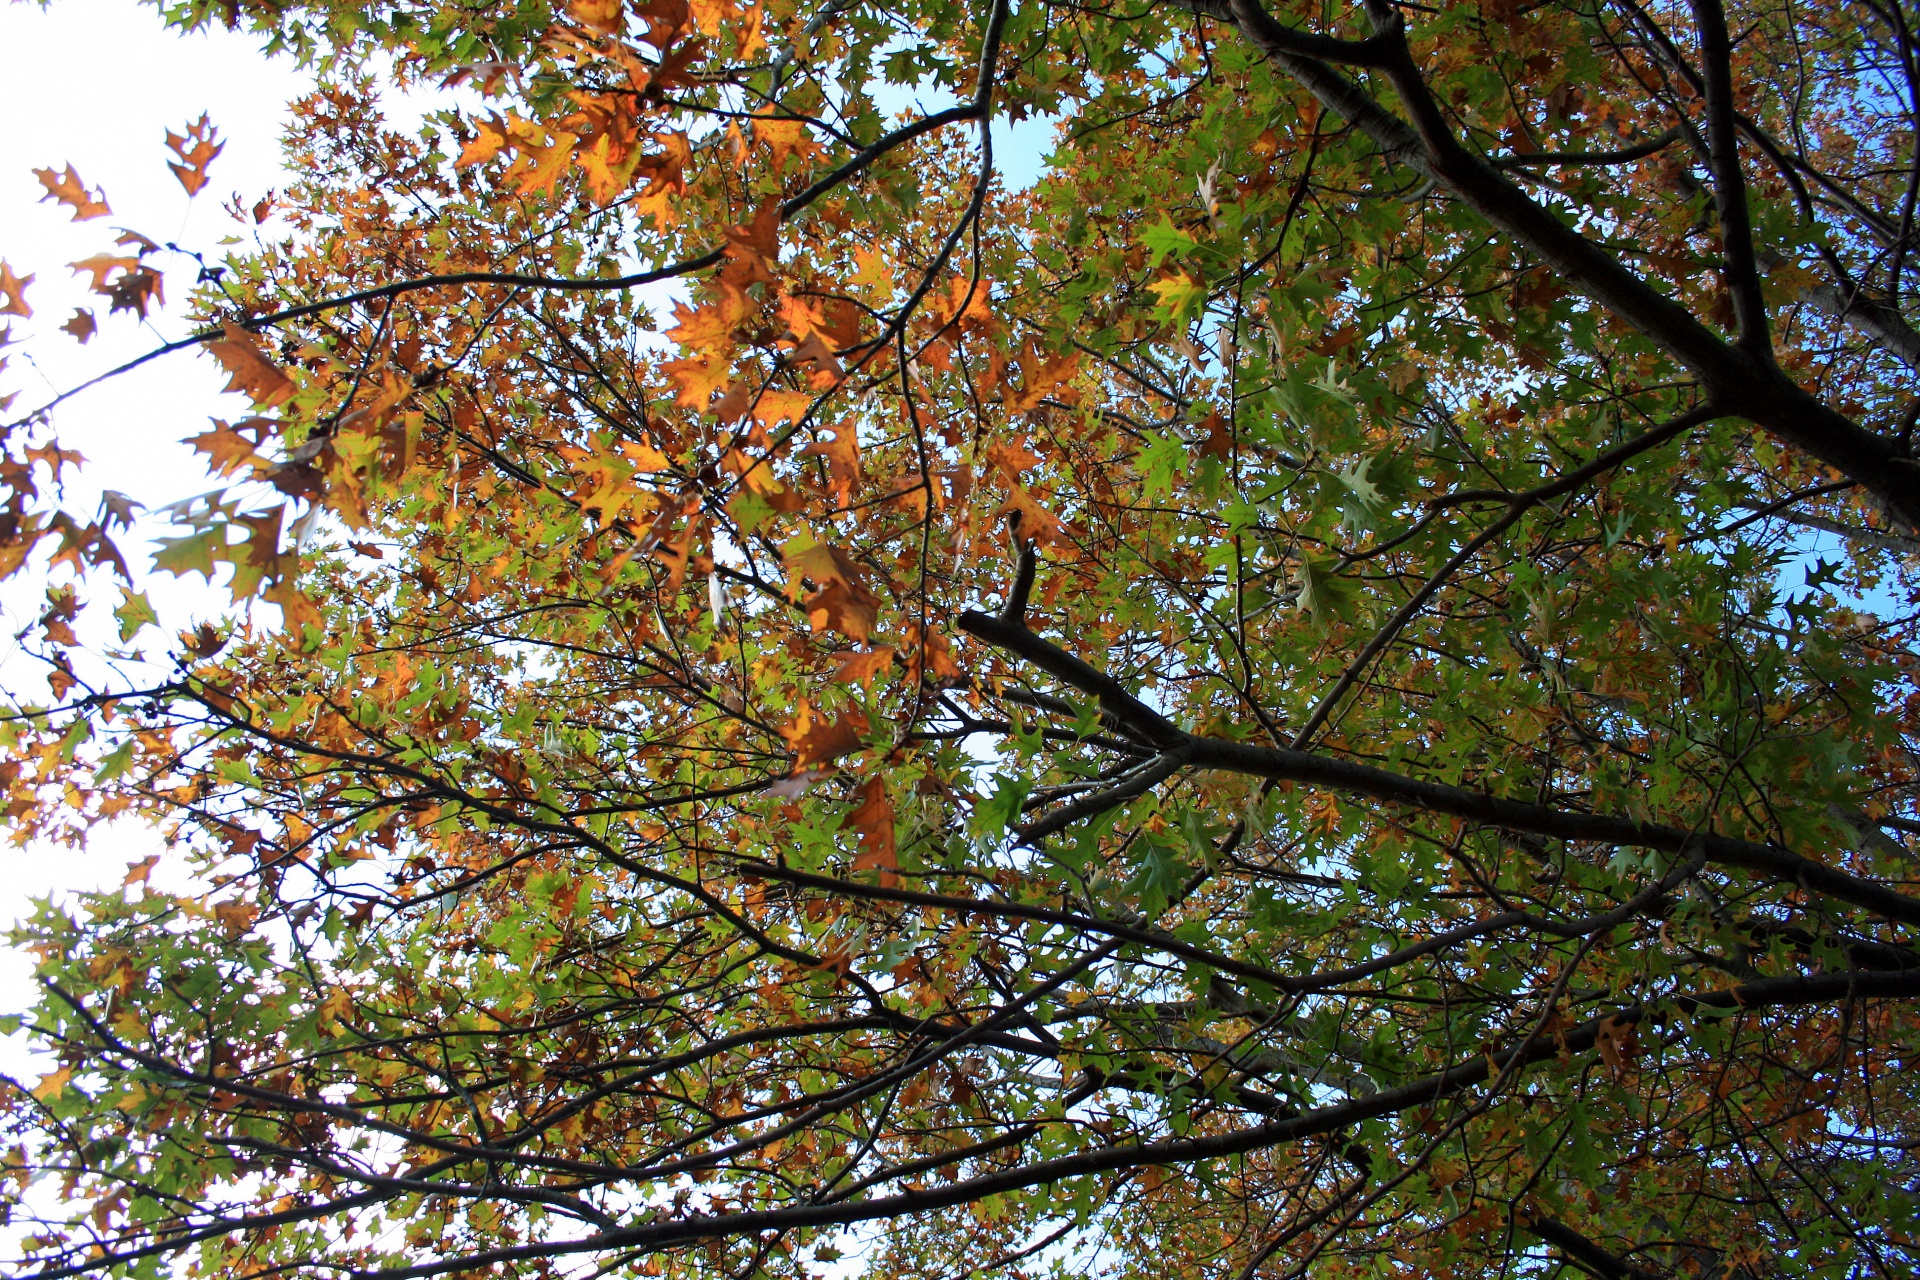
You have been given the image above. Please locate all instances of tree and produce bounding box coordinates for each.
[3,0,1920,1273]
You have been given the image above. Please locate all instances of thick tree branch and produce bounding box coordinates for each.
[956,612,1920,929]
[1690,0,1770,352]
[1173,0,1920,530]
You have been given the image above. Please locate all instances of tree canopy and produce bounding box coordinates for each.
[4,0,1920,1275]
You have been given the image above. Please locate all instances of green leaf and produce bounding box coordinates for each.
[152,526,226,581]
[114,588,160,641]
[1140,213,1197,268]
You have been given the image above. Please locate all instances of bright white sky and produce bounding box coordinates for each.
[0,0,311,1073]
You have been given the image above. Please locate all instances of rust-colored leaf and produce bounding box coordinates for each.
[204,322,296,408]
[33,165,111,220]
[0,262,33,318]
[164,114,224,196]
[846,776,897,885]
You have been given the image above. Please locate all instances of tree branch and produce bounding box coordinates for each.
[955,614,1920,929]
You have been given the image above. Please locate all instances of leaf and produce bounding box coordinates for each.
[211,899,257,939]
[123,854,160,886]
[152,527,226,580]
[1140,213,1197,268]
[31,1066,70,1104]
[1294,556,1359,629]
[1148,271,1206,321]
[60,309,96,344]
[781,700,869,770]
[164,114,224,196]
[105,265,163,318]
[804,578,882,643]
[781,535,862,595]
[753,112,822,173]
[846,776,897,885]
[203,323,296,407]
[799,423,860,501]
[1336,455,1386,512]
[833,647,894,685]
[0,262,32,318]
[33,165,111,220]
[114,588,159,641]
[69,254,141,292]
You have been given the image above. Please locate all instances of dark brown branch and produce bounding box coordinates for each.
[331,966,1920,1280]
[1690,0,1769,352]
[1516,1211,1662,1280]
[1495,128,1682,168]
[955,614,1920,929]
[1177,0,1920,530]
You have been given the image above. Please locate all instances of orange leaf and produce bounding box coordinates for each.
[68,253,140,292]
[455,115,514,168]
[786,332,844,387]
[781,700,869,770]
[0,262,34,318]
[164,114,224,197]
[799,423,860,501]
[752,112,821,174]
[33,164,111,220]
[833,647,895,686]
[725,199,781,283]
[903,621,964,686]
[212,899,257,939]
[188,420,266,478]
[1004,341,1079,413]
[60,309,96,345]
[204,323,296,408]
[782,537,863,595]
[805,578,882,644]
[847,777,897,885]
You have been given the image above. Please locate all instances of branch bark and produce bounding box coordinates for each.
[956,611,1920,929]
[1166,0,1920,530]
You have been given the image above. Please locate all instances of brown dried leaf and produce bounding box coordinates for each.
[204,322,296,408]
[33,165,111,220]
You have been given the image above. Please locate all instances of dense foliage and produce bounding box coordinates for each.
[4,0,1920,1275]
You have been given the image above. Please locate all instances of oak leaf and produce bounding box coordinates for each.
[799,423,860,501]
[164,114,224,196]
[781,537,862,595]
[781,700,869,770]
[70,254,140,291]
[833,647,895,686]
[105,265,163,319]
[785,332,844,387]
[846,777,898,885]
[0,262,33,318]
[188,420,266,477]
[211,899,257,939]
[752,112,821,173]
[804,578,882,644]
[33,165,111,220]
[204,323,296,408]
[60,310,96,345]
[1148,271,1206,320]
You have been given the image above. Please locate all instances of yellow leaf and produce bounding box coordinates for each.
[32,1066,70,1103]
[1148,271,1207,320]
